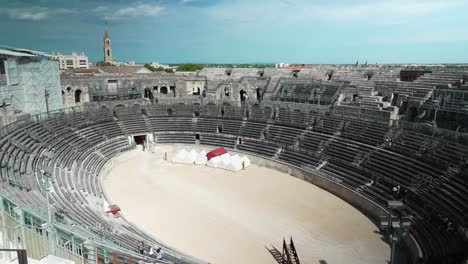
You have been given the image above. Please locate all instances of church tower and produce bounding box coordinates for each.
[104,25,113,63]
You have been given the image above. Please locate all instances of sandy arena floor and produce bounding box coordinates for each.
[102,148,389,264]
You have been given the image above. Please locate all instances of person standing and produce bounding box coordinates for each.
[156,247,163,260]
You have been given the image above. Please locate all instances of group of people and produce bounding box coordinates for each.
[138,241,163,261]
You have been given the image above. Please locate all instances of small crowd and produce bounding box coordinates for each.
[138,241,163,261]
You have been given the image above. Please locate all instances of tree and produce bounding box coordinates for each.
[144,64,172,73]
[176,64,204,72]
[99,62,113,66]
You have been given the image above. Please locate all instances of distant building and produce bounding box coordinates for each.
[275,63,315,69]
[275,63,290,68]
[150,62,172,69]
[0,46,63,125]
[104,26,114,63]
[98,65,152,74]
[283,64,315,70]
[54,52,89,70]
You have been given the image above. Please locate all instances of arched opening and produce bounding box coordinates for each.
[160,86,168,95]
[170,86,176,97]
[153,86,159,92]
[407,107,419,122]
[75,89,82,103]
[256,88,262,102]
[67,87,71,93]
[239,90,247,102]
[193,87,201,96]
[167,108,173,116]
[391,93,399,106]
[144,88,153,100]
[224,86,230,97]
[107,49,110,57]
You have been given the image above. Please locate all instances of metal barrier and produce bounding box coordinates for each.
[0,249,28,264]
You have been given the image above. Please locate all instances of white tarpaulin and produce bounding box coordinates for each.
[172,149,197,164]
[195,150,208,165]
[172,149,251,171]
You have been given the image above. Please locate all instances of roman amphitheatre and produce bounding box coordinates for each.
[1,52,468,264]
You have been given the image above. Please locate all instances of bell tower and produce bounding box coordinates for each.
[104,24,113,63]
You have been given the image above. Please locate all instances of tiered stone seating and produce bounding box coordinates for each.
[222,105,245,119]
[300,131,333,152]
[149,117,194,132]
[341,119,389,146]
[312,115,344,135]
[156,133,195,144]
[199,104,220,118]
[274,108,311,128]
[249,106,272,122]
[271,80,342,105]
[172,104,194,117]
[278,148,320,169]
[200,135,237,148]
[391,130,468,169]
[266,125,302,146]
[144,104,168,117]
[218,119,241,135]
[2,102,468,263]
[237,139,279,157]
[193,118,218,133]
[239,121,266,139]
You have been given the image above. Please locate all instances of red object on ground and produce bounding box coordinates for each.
[106,205,121,214]
[206,147,227,161]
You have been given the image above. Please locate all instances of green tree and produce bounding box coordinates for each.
[176,64,204,72]
[99,62,113,66]
[144,64,172,73]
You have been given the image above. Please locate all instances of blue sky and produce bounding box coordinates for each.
[1,0,468,64]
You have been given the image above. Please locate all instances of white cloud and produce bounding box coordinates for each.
[96,3,165,20]
[0,6,73,21]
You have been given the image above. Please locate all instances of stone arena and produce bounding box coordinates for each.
[103,147,389,264]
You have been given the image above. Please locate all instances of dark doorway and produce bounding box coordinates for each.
[217,124,223,133]
[133,135,146,145]
[144,88,153,100]
[75,89,82,103]
[240,90,247,102]
[195,134,200,140]
[170,85,176,97]
[193,87,201,96]
[160,86,168,94]
[167,108,173,116]
[407,107,418,122]
[256,88,262,102]
[391,93,399,106]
